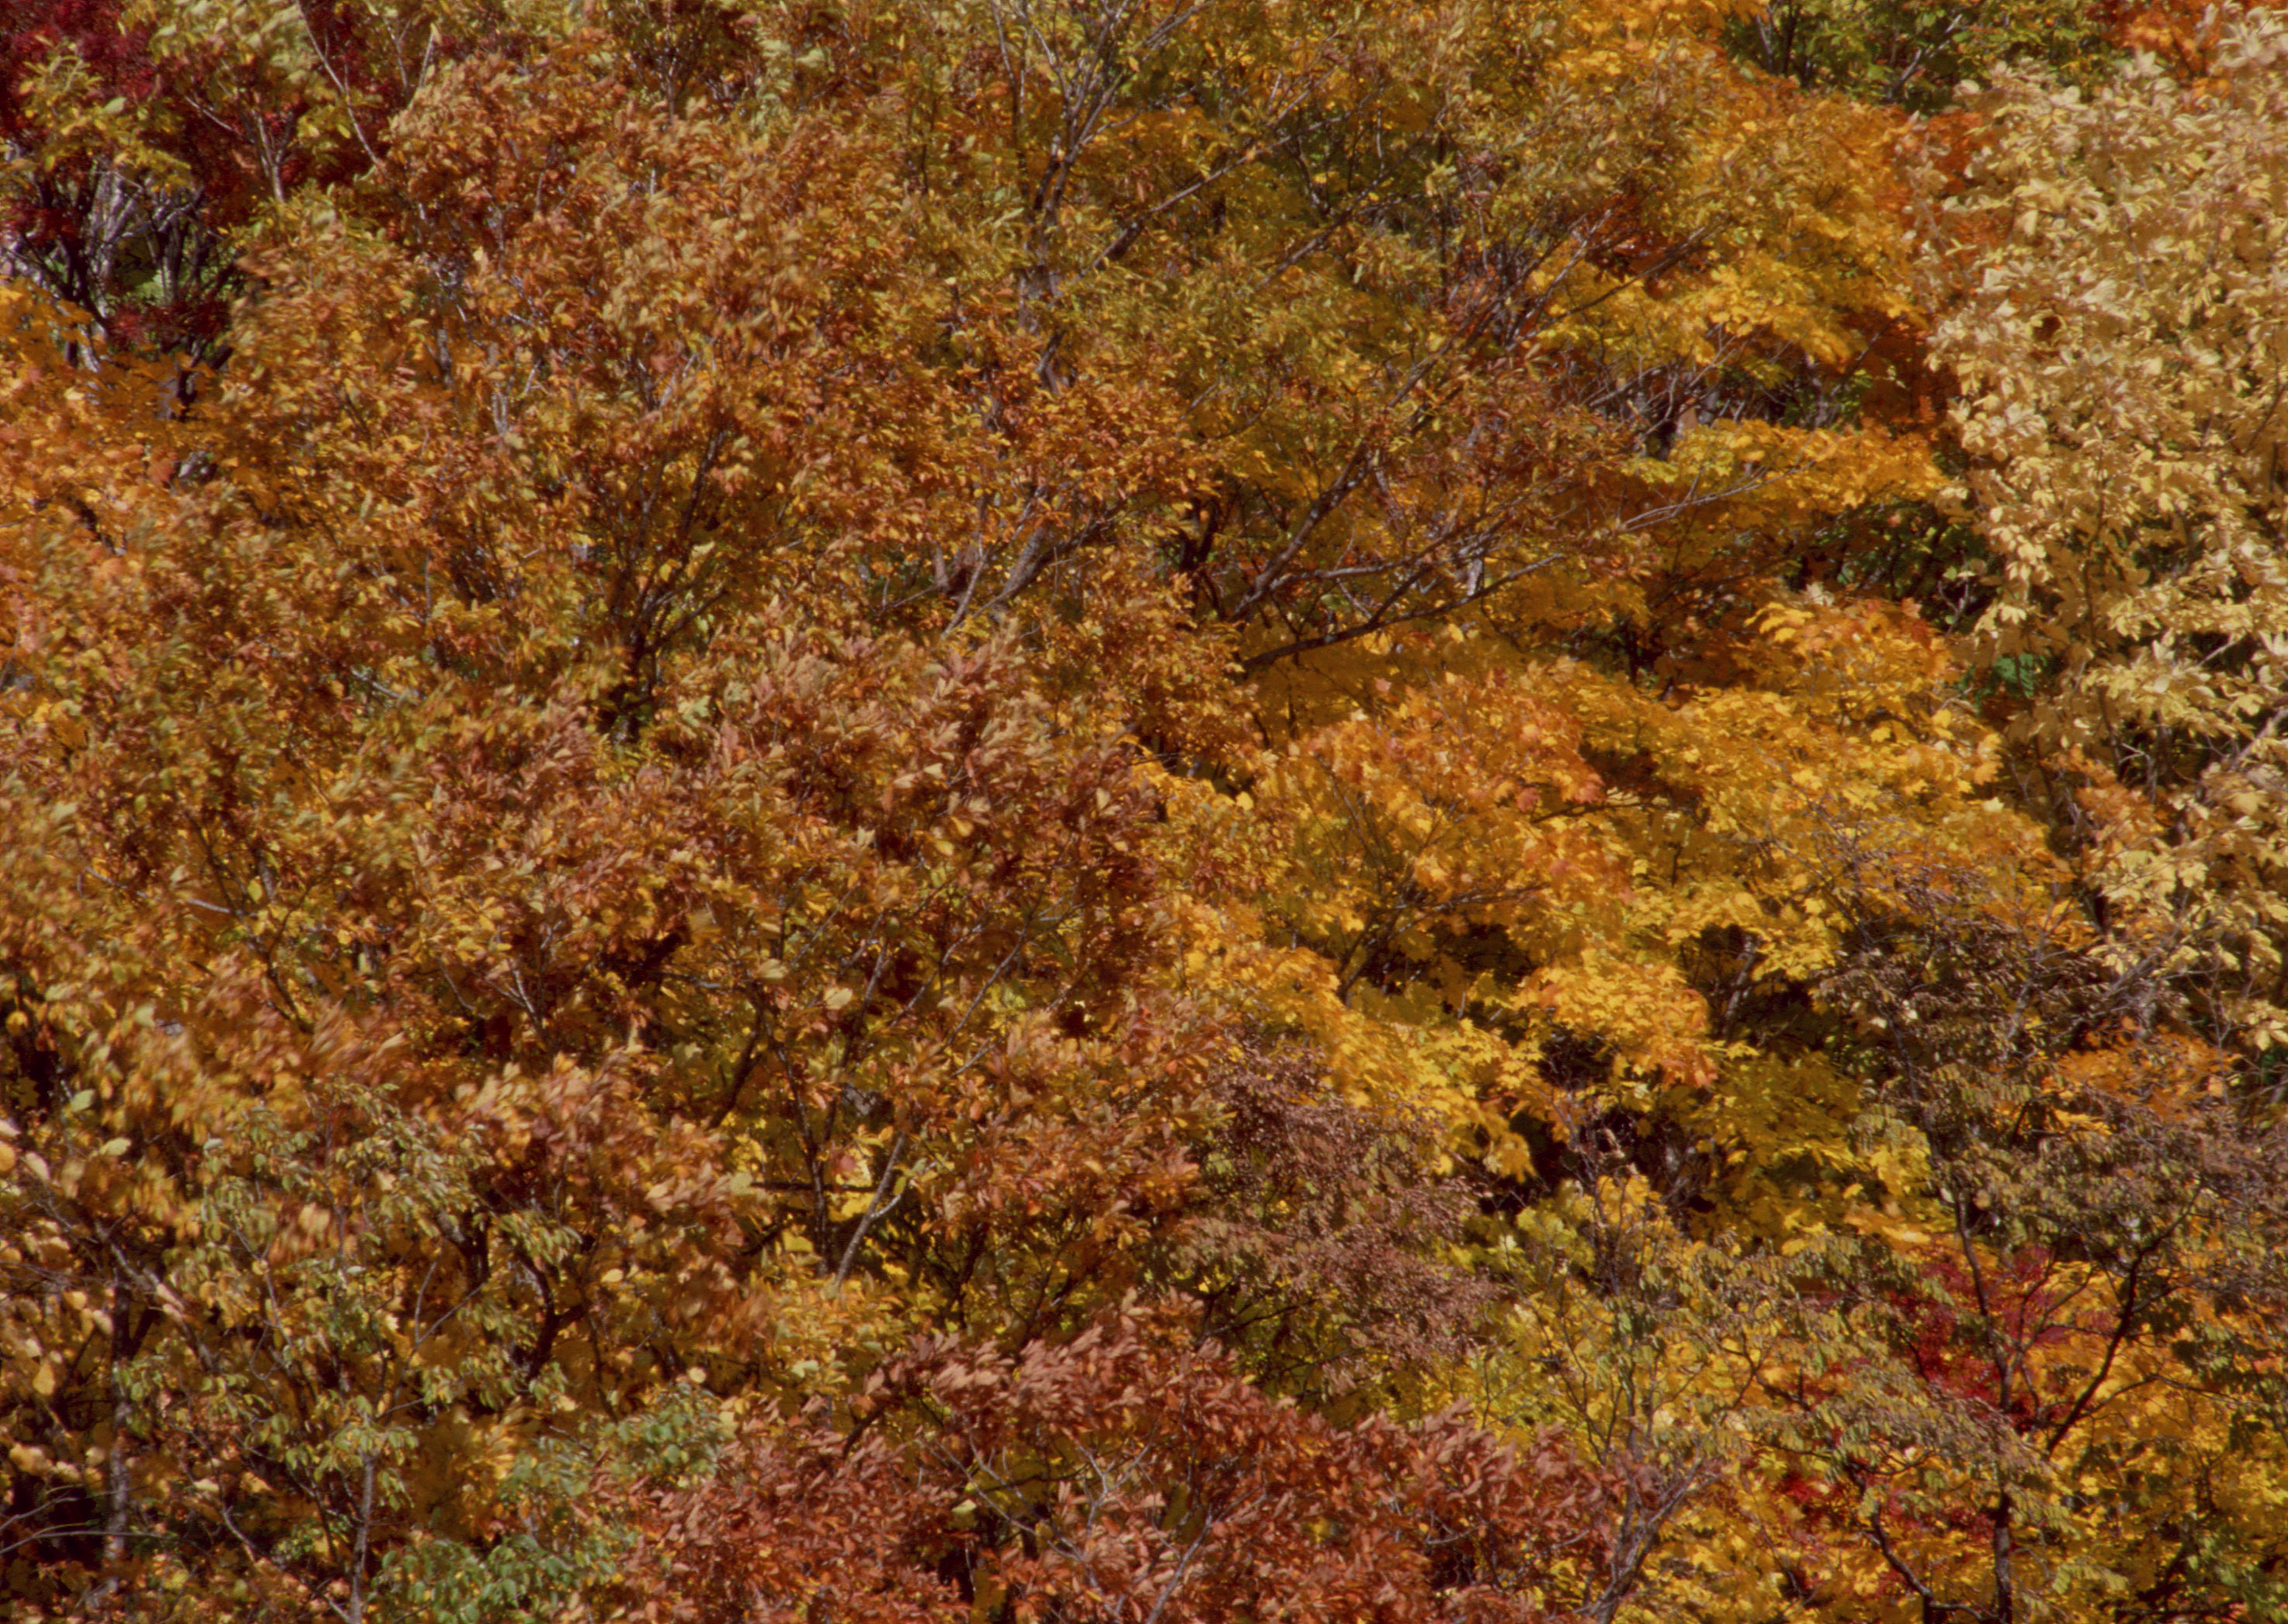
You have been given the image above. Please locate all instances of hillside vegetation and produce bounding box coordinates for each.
[4,0,2286,1619]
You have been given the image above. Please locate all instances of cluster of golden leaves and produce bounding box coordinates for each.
[1923,16,2288,1052]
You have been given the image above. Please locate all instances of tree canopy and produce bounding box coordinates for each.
[4,1,2286,1620]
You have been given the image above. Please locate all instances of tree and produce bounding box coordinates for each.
[1923,7,2288,1059]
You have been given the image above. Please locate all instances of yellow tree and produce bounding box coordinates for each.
[1923,5,2288,1059]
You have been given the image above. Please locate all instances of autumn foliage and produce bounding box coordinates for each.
[4,0,2288,1620]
